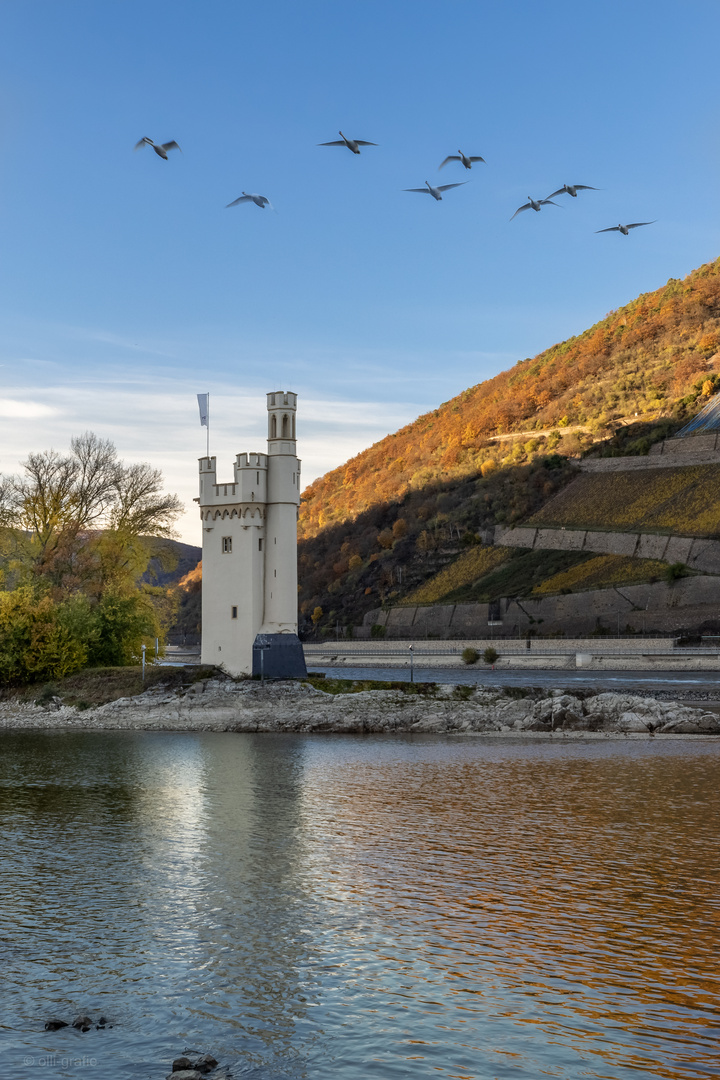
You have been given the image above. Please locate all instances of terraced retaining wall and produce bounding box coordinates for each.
[492,525,720,573]
[361,575,720,639]
[580,434,720,472]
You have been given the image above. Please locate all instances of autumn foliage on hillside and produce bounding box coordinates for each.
[300,257,720,542]
[297,257,720,634]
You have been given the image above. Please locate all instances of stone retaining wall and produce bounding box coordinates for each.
[580,435,720,471]
[361,576,720,639]
[493,525,720,573]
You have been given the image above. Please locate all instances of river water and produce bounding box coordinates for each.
[2,732,719,1080]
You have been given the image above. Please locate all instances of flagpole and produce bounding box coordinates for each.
[206,391,210,458]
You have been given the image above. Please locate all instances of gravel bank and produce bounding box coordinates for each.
[0,677,719,735]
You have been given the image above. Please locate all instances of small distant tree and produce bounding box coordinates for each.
[377,529,394,549]
[392,518,407,540]
[416,530,435,557]
[311,606,323,625]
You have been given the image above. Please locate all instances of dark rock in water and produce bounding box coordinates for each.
[172,1058,194,1072]
[195,1054,218,1073]
[166,1071,203,1080]
[97,1016,108,1027]
[72,1015,93,1030]
[45,1019,68,1031]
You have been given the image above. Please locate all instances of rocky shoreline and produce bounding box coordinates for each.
[0,677,719,735]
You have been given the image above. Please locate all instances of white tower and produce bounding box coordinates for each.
[197,391,305,678]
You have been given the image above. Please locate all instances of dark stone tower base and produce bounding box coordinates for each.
[252,633,307,679]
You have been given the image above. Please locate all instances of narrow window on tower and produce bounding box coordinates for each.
[231,606,238,619]
[222,536,232,553]
[258,538,263,551]
[256,471,260,484]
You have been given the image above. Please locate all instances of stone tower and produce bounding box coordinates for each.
[197,391,306,678]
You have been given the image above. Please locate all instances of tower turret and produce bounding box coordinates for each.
[262,391,301,634]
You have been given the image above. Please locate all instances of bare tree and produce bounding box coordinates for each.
[0,434,183,593]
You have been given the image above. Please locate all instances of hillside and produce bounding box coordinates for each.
[297,257,720,635]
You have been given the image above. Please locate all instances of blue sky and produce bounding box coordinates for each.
[1,1,719,541]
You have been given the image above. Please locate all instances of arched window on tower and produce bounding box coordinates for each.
[282,414,289,438]
[271,415,277,439]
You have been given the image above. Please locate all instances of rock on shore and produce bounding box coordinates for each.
[0,678,718,735]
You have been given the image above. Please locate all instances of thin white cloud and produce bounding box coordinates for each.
[0,399,60,418]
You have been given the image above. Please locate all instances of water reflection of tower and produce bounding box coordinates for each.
[193,734,323,1069]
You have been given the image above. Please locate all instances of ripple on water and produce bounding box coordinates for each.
[1,732,719,1079]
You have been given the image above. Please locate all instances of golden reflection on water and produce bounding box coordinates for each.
[1,733,719,1080]
[294,739,720,1079]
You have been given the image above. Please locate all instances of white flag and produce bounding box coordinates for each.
[197,393,209,427]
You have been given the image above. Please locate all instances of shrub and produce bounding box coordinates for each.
[664,562,689,584]
[461,647,479,664]
[86,591,159,667]
[370,623,386,639]
[0,588,94,685]
[34,683,59,706]
[483,646,499,664]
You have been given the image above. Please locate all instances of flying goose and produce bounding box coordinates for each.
[134,137,182,159]
[439,151,486,170]
[318,131,377,155]
[547,183,599,199]
[226,192,274,210]
[404,180,468,202]
[510,196,560,220]
[596,221,656,235]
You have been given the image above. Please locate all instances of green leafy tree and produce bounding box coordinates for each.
[0,587,96,684]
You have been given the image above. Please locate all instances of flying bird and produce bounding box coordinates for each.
[439,150,486,170]
[510,196,560,220]
[546,183,599,199]
[596,221,656,235]
[134,137,182,159]
[226,192,274,210]
[404,180,468,202]
[318,131,377,155]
